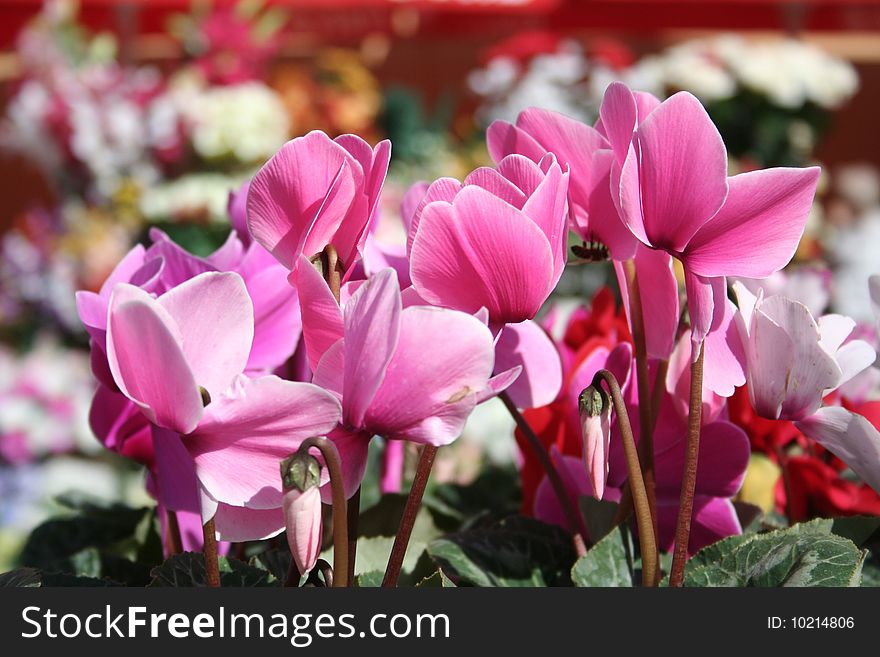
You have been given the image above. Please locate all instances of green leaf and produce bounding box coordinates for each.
[250,549,290,585]
[578,496,619,543]
[683,519,866,587]
[0,568,41,587]
[425,466,521,530]
[571,525,636,587]
[427,516,576,587]
[149,553,274,587]
[355,570,384,588]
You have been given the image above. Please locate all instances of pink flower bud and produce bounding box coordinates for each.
[283,486,323,574]
[579,386,611,500]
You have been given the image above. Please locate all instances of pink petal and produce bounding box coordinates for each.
[656,497,742,555]
[152,426,201,513]
[464,164,529,209]
[214,504,284,542]
[519,156,569,284]
[294,254,344,372]
[597,81,638,165]
[322,426,371,501]
[410,186,555,324]
[494,320,562,408]
[247,131,358,269]
[227,180,251,245]
[106,285,203,434]
[684,167,820,278]
[486,119,547,165]
[628,92,729,251]
[475,366,522,404]
[158,272,254,399]
[684,271,727,350]
[400,181,429,236]
[284,486,324,573]
[364,306,495,445]
[244,265,301,373]
[702,298,747,397]
[796,407,880,493]
[342,269,402,429]
[188,376,342,509]
[406,177,461,255]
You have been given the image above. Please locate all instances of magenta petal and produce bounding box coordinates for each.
[494,320,562,408]
[152,426,201,513]
[486,119,547,165]
[214,504,284,542]
[341,269,401,428]
[464,164,529,209]
[364,306,494,445]
[247,131,358,269]
[688,497,742,555]
[400,181,429,236]
[796,407,880,493]
[321,426,371,501]
[685,167,820,278]
[631,92,728,251]
[106,285,203,434]
[519,157,569,283]
[623,246,679,359]
[244,264,301,373]
[189,376,341,509]
[597,81,638,165]
[158,272,254,399]
[294,254,344,372]
[410,186,554,324]
[227,181,252,245]
[406,177,462,255]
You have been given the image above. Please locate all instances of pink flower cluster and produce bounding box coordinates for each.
[79,84,880,571]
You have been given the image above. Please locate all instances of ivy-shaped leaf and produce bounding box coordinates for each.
[149,553,274,587]
[571,525,635,587]
[427,516,576,587]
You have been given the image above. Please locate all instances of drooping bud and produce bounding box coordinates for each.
[578,385,612,500]
[281,453,323,574]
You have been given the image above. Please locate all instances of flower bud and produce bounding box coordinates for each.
[578,385,612,500]
[281,453,323,574]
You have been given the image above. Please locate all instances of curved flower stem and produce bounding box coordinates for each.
[592,369,659,587]
[622,260,658,521]
[500,392,588,557]
[382,444,438,587]
[669,342,705,587]
[202,517,220,587]
[165,509,183,556]
[298,436,349,588]
[320,244,342,304]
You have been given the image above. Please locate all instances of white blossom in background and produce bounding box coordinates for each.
[139,172,249,224]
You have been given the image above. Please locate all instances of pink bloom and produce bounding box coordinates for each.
[247,131,391,276]
[487,107,638,260]
[733,282,880,493]
[408,153,569,326]
[283,486,323,574]
[599,82,820,349]
[578,386,611,500]
[295,263,504,496]
[104,271,341,540]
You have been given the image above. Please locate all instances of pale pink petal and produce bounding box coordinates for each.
[630,92,728,251]
[400,181,429,236]
[834,340,876,390]
[284,486,324,573]
[244,265,301,373]
[410,186,554,324]
[157,272,254,399]
[759,295,842,420]
[106,286,203,434]
[684,271,726,350]
[494,320,562,408]
[214,504,284,542]
[205,231,246,271]
[188,376,341,509]
[796,407,880,493]
[702,298,747,397]
[684,167,820,277]
[312,339,345,398]
[341,269,401,428]
[475,366,522,404]
[364,306,494,445]
[294,254,344,372]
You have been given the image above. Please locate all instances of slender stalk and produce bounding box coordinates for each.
[298,436,349,587]
[592,369,659,587]
[500,392,588,557]
[202,517,220,587]
[382,444,438,587]
[622,260,657,519]
[165,509,183,557]
[320,244,342,304]
[669,342,705,587]
[346,487,361,585]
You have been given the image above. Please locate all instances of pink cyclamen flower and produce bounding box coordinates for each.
[598,82,820,350]
[283,486,323,574]
[247,130,391,276]
[105,271,341,540]
[295,262,507,497]
[487,107,639,260]
[407,153,569,326]
[733,282,880,493]
[578,386,612,500]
